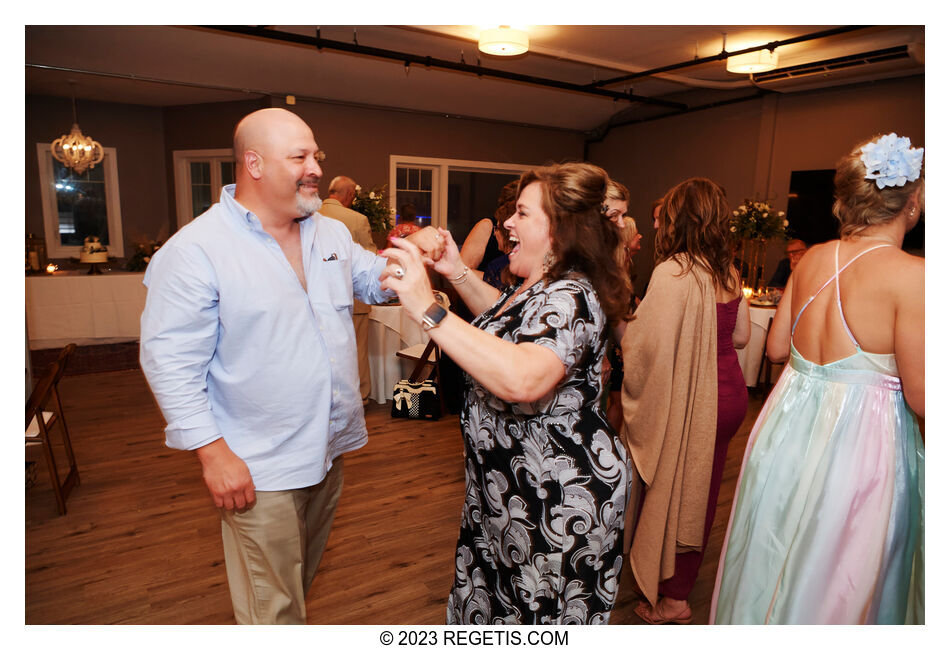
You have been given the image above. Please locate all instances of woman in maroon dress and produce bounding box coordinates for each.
[620,177,750,624]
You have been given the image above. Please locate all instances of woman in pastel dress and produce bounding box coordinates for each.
[711,133,925,624]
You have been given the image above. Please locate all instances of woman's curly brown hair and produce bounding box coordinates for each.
[517,162,631,326]
[655,177,738,293]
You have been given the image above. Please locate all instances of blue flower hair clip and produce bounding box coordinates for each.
[860,133,924,189]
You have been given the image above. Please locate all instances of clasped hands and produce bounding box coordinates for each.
[380,227,465,322]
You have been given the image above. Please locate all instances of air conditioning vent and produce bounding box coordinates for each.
[751,45,921,93]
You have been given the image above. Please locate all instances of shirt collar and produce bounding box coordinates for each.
[220,184,314,233]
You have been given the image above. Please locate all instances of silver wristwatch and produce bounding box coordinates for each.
[421,302,448,331]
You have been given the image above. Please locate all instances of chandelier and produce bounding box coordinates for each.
[50,85,103,175]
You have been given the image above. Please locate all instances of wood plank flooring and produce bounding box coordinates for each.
[25,369,762,625]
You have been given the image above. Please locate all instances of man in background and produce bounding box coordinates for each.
[321,175,376,404]
[768,238,808,288]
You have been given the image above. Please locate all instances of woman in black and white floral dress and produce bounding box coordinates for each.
[381,162,632,624]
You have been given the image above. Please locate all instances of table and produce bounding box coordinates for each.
[367,303,428,404]
[735,304,780,387]
[25,271,147,349]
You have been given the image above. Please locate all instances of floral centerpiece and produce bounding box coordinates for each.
[730,199,788,291]
[125,240,162,272]
[351,184,395,233]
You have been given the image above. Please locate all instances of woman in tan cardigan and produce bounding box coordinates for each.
[621,177,750,624]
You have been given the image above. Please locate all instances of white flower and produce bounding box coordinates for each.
[778,211,785,217]
[733,210,739,216]
[355,185,362,193]
[730,226,736,232]
[369,192,377,200]
[783,219,789,227]
[739,205,747,212]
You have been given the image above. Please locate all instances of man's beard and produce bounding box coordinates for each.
[296,189,323,217]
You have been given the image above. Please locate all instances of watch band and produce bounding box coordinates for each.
[421,302,448,331]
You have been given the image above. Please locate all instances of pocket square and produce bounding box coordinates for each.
[323,253,339,261]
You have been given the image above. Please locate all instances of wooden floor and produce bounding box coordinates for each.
[25,368,763,625]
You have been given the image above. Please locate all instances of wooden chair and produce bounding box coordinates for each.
[756,316,775,398]
[394,291,449,413]
[26,343,79,515]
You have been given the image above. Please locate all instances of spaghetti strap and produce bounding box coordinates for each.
[790,242,893,342]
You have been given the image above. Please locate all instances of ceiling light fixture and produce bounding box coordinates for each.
[50,82,104,175]
[478,26,529,56]
[727,49,779,74]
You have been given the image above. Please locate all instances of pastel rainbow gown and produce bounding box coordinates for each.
[710,243,924,624]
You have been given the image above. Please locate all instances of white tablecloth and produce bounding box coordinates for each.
[368,303,428,404]
[735,305,780,387]
[25,271,147,349]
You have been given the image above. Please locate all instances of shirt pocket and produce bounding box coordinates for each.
[319,258,354,311]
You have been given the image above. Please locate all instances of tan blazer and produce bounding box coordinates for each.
[620,255,718,606]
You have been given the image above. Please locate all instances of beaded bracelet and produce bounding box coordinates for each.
[448,266,470,285]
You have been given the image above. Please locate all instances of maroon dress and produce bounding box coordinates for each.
[656,296,748,600]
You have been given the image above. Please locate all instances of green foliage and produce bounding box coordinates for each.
[351,184,395,233]
[730,199,788,241]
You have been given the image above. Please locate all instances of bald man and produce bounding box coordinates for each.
[140,108,442,624]
[321,176,376,403]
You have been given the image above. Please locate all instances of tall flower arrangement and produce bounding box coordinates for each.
[351,184,395,233]
[731,199,788,290]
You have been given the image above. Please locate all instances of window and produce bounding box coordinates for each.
[173,149,235,228]
[390,156,528,242]
[37,143,124,258]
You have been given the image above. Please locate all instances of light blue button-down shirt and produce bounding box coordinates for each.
[140,185,392,490]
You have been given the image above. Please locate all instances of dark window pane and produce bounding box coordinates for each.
[52,160,109,247]
[396,190,431,226]
[408,168,420,190]
[191,185,212,219]
[190,162,210,184]
[396,166,408,189]
[446,170,519,244]
[420,169,432,191]
[220,161,235,186]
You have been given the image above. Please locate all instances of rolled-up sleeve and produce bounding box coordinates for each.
[140,243,223,451]
[349,238,394,305]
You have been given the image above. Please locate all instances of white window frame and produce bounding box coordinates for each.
[389,155,531,230]
[37,143,124,258]
[173,148,235,229]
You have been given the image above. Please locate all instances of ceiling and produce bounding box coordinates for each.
[25,25,925,134]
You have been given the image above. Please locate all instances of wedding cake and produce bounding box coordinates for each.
[79,236,109,264]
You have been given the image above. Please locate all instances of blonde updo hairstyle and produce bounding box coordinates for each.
[517,162,631,325]
[605,179,630,204]
[833,134,924,238]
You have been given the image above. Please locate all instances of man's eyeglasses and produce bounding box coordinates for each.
[316,150,327,162]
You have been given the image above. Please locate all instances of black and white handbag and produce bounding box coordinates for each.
[391,339,442,420]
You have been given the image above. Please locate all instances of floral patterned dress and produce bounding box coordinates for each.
[446,275,629,624]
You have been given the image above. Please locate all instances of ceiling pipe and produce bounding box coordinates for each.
[201,25,688,110]
[589,25,872,89]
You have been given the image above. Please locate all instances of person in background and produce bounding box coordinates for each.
[711,133,924,624]
[320,175,377,404]
[622,177,750,624]
[767,238,808,288]
[601,179,637,434]
[388,203,422,240]
[140,108,443,624]
[381,162,631,623]
[605,214,643,434]
[459,180,517,289]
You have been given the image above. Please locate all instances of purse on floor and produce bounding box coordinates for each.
[391,339,442,420]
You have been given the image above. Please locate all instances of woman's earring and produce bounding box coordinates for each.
[542,250,555,274]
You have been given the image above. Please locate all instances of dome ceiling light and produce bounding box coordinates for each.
[478,26,529,56]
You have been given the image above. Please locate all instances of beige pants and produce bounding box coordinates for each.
[220,458,344,624]
[353,310,371,401]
